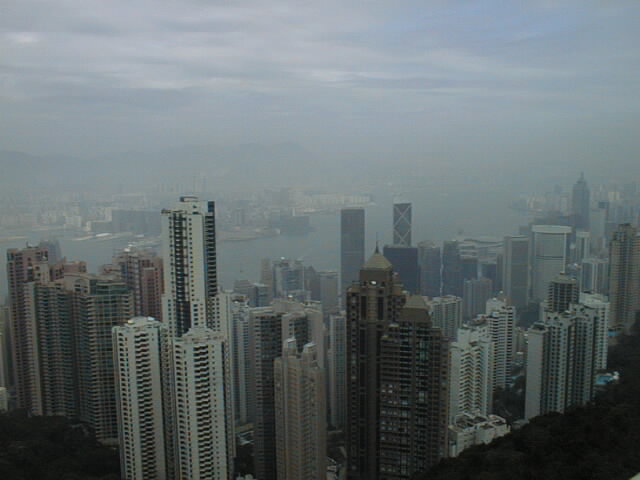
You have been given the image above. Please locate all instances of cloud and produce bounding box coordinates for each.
[1,0,639,156]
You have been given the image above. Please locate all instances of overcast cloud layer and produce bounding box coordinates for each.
[2,0,640,170]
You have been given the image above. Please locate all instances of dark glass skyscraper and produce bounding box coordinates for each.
[442,240,463,297]
[383,245,420,294]
[571,173,590,230]
[418,241,441,297]
[340,208,365,296]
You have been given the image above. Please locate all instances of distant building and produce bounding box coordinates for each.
[573,230,591,264]
[546,273,578,314]
[608,223,640,333]
[502,235,530,309]
[393,202,412,246]
[113,248,163,321]
[340,208,365,298]
[275,341,327,480]
[571,173,590,231]
[418,241,441,297]
[442,240,463,297]
[580,257,609,295]
[530,225,571,302]
[463,277,493,320]
[383,245,420,294]
[428,295,463,340]
[448,414,509,458]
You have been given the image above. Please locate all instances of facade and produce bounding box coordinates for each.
[608,223,640,333]
[530,225,571,302]
[418,241,441,297]
[448,414,509,458]
[346,251,449,480]
[161,196,217,337]
[248,305,312,480]
[462,277,493,320]
[442,240,463,297]
[484,299,516,392]
[546,273,578,314]
[427,295,463,340]
[274,341,327,480]
[502,235,530,309]
[580,257,609,294]
[393,202,412,246]
[72,274,133,443]
[571,173,590,230]
[6,245,54,411]
[340,208,365,298]
[113,318,170,480]
[113,248,163,320]
[382,245,420,294]
[272,258,306,300]
[579,293,610,371]
[573,230,591,264]
[448,325,494,422]
[171,328,232,480]
[525,304,605,420]
[327,313,347,430]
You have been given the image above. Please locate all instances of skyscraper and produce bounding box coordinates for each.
[571,173,590,230]
[418,241,441,297]
[171,328,232,480]
[113,317,170,480]
[442,240,463,297]
[340,208,365,297]
[530,225,571,302]
[6,245,53,411]
[327,313,347,430]
[546,273,578,314]
[463,277,493,320]
[573,230,591,264]
[346,251,449,479]
[383,245,420,293]
[393,202,412,246]
[525,304,604,420]
[484,299,516,392]
[608,223,640,333]
[113,248,163,321]
[449,324,494,422]
[73,274,133,444]
[161,196,217,337]
[427,295,463,340]
[248,305,312,480]
[275,341,327,480]
[502,235,530,309]
[580,257,609,294]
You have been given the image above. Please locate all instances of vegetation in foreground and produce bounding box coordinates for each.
[0,413,120,480]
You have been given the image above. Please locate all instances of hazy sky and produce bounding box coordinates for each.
[2,1,640,164]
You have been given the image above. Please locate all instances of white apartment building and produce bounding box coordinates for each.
[161,196,217,337]
[113,317,169,480]
[172,328,232,480]
[449,324,494,423]
[448,414,510,457]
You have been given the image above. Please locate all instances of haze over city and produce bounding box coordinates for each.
[2,2,640,480]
